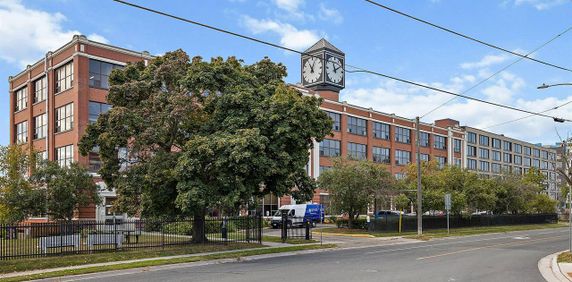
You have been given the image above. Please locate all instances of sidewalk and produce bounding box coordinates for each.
[538,251,572,282]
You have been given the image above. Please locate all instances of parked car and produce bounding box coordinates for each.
[270,204,323,228]
[373,210,403,218]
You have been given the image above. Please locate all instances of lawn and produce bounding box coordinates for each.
[1,244,336,282]
[318,223,567,240]
[558,251,572,263]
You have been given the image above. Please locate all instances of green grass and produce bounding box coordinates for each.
[0,243,260,274]
[1,244,336,282]
[558,252,572,263]
[319,223,567,240]
[262,235,317,244]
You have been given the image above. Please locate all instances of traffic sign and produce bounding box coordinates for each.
[445,193,451,211]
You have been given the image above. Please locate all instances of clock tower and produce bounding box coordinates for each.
[301,39,345,94]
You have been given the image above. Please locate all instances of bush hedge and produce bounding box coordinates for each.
[335,218,369,230]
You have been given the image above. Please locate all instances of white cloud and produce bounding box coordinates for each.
[0,0,108,67]
[460,53,509,69]
[272,0,310,20]
[318,3,343,24]
[340,52,568,144]
[241,15,320,50]
[514,0,570,10]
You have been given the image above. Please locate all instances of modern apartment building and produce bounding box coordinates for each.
[8,35,153,220]
[461,126,559,199]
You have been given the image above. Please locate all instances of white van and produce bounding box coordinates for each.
[270,204,323,228]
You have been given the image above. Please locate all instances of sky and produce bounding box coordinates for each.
[1,0,572,146]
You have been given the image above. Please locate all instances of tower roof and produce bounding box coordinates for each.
[304,38,344,55]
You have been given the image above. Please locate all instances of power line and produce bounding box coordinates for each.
[421,26,572,118]
[484,99,572,129]
[112,0,571,123]
[363,0,572,73]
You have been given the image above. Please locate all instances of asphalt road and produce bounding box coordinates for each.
[51,227,569,282]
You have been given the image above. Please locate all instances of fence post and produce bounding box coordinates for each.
[281,210,288,243]
[305,220,310,240]
[161,220,165,249]
[258,214,262,244]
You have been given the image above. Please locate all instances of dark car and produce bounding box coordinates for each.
[373,210,403,218]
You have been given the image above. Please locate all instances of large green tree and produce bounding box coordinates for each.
[30,161,100,221]
[79,50,332,242]
[0,145,40,224]
[318,158,396,228]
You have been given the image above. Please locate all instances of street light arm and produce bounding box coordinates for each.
[538,83,572,89]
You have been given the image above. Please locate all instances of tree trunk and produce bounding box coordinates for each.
[192,211,207,243]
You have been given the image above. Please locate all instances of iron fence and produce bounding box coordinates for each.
[367,213,558,232]
[279,213,312,242]
[0,216,262,260]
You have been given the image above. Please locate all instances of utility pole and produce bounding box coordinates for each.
[416,116,422,235]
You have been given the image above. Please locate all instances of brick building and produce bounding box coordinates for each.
[8,36,560,218]
[8,35,152,220]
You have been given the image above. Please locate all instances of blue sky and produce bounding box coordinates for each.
[1,0,572,146]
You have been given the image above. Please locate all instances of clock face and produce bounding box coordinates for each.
[325,56,344,85]
[303,57,323,84]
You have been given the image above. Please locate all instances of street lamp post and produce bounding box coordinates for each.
[538,82,572,252]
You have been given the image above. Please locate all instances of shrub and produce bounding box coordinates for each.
[163,221,193,235]
[335,218,369,230]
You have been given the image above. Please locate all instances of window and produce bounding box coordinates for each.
[540,151,548,160]
[434,135,446,150]
[479,161,490,172]
[514,167,522,175]
[15,121,28,144]
[420,153,430,162]
[532,159,540,168]
[347,116,367,136]
[454,158,462,167]
[89,59,122,89]
[454,139,462,153]
[395,150,411,166]
[523,157,531,167]
[492,163,501,173]
[373,122,390,140]
[372,147,390,164]
[514,155,522,165]
[34,114,47,139]
[55,145,74,167]
[548,152,556,161]
[55,61,73,93]
[492,138,501,149]
[533,148,540,158]
[89,153,101,172]
[395,173,406,180]
[319,166,332,174]
[524,146,531,156]
[34,76,47,103]
[55,103,74,132]
[419,132,429,147]
[436,156,446,168]
[479,135,489,146]
[467,145,477,157]
[395,127,411,144]
[503,165,512,173]
[89,101,112,124]
[347,142,366,160]
[479,148,489,159]
[503,141,512,152]
[492,150,501,161]
[37,151,48,162]
[503,153,512,163]
[514,144,522,154]
[541,161,548,170]
[319,139,340,157]
[325,111,341,132]
[467,132,477,144]
[15,87,27,112]
[468,159,477,170]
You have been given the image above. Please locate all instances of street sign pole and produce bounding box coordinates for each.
[445,193,451,235]
[416,117,422,236]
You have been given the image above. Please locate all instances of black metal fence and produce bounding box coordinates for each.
[279,213,312,242]
[367,213,558,232]
[0,216,262,260]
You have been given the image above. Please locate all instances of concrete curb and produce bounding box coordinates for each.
[312,232,374,238]
[538,250,572,282]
